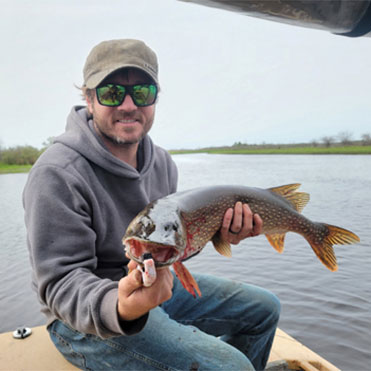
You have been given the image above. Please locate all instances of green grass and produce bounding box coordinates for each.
[171,145,371,155]
[0,163,33,174]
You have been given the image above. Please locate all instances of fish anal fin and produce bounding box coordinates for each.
[172,261,202,298]
[212,231,232,258]
[265,233,286,253]
[268,183,309,213]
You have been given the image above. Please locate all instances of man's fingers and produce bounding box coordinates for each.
[222,207,233,229]
[127,259,138,272]
[230,201,243,233]
[252,213,263,236]
[119,268,143,298]
[241,204,253,233]
[221,202,263,244]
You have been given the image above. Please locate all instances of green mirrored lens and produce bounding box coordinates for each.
[97,84,125,106]
[132,84,157,106]
[96,84,157,107]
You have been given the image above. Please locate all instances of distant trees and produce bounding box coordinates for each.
[337,131,353,145]
[361,133,371,145]
[0,145,42,165]
[311,140,318,147]
[321,136,335,148]
[0,136,56,165]
[320,132,371,147]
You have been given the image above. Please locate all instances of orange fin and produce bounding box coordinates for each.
[212,231,232,257]
[172,261,202,298]
[268,183,310,213]
[268,183,301,196]
[265,233,286,253]
[306,224,360,272]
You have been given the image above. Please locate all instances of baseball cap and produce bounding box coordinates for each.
[83,39,159,88]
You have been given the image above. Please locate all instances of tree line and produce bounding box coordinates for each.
[315,131,371,148]
[0,137,53,165]
[232,131,371,150]
[0,145,43,165]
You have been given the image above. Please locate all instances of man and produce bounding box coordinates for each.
[23,39,280,370]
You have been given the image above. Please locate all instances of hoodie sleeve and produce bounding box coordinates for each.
[23,163,141,338]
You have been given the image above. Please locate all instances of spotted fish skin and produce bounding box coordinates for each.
[123,184,360,297]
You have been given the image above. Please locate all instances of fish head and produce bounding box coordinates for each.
[122,201,187,268]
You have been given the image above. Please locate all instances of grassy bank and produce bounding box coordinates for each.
[1,146,370,174]
[0,164,32,174]
[171,145,371,155]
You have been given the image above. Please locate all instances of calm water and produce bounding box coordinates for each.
[1,154,370,370]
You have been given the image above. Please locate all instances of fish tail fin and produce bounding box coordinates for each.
[306,223,360,271]
[265,233,286,253]
[172,261,202,298]
[268,183,310,213]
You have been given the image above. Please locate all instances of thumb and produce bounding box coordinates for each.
[119,268,143,297]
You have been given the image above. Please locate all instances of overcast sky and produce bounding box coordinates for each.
[1,0,370,150]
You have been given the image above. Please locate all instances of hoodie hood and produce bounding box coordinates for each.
[54,106,154,179]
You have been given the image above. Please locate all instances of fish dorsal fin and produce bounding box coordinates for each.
[268,183,301,196]
[265,233,286,253]
[268,183,310,213]
[212,231,232,257]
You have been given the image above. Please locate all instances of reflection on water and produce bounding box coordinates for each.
[1,155,370,370]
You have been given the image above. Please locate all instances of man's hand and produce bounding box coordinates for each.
[117,260,173,321]
[220,202,263,244]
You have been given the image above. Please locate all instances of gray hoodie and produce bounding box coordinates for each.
[23,106,178,338]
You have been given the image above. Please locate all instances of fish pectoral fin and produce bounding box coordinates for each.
[172,261,202,298]
[265,233,286,253]
[212,231,232,257]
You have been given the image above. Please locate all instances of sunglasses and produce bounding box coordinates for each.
[96,83,158,107]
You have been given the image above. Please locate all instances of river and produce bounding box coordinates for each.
[0,154,370,370]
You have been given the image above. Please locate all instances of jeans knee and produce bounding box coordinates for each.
[207,347,255,371]
[264,291,281,327]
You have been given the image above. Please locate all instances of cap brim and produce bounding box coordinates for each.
[85,64,158,88]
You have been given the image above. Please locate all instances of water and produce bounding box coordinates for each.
[1,155,370,370]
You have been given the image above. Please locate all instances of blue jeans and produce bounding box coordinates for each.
[48,273,280,371]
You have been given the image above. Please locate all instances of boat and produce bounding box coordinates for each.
[0,326,340,370]
[179,0,371,37]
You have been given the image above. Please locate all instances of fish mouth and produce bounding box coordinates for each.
[123,237,180,267]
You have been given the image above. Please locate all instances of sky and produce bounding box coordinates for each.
[1,0,370,150]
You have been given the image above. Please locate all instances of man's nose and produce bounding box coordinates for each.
[117,93,137,111]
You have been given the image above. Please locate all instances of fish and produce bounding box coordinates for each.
[122,184,360,297]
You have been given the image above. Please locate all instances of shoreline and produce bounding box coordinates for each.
[170,145,371,155]
[1,146,370,174]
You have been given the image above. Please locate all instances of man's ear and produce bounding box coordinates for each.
[86,92,94,115]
